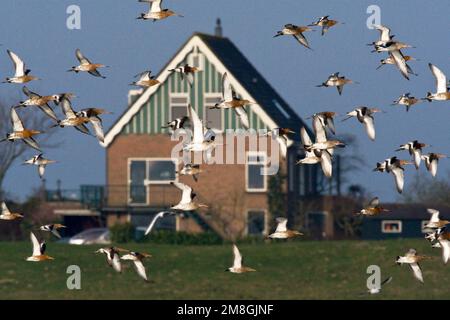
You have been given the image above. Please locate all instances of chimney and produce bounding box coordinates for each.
[215,18,223,37]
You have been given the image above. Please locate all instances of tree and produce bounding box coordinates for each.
[0,99,60,195]
[402,172,450,206]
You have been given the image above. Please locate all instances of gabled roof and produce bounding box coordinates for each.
[103,32,307,147]
[196,33,306,134]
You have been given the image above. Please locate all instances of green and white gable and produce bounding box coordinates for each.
[103,33,306,147]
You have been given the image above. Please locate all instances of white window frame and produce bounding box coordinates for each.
[245,151,267,192]
[145,157,179,185]
[169,93,189,121]
[203,93,224,132]
[127,157,178,206]
[245,209,268,236]
[188,47,205,70]
[127,158,149,206]
[381,220,403,234]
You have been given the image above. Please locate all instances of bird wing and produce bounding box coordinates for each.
[391,167,404,193]
[75,124,91,135]
[363,115,376,141]
[23,137,41,152]
[150,0,162,12]
[313,115,327,143]
[37,104,58,121]
[7,50,25,77]
[11,107,24,132]
[390,51,409,80]
[275,217,288,232]
[30,232,41,257]
[410,263,424,283]
[133,260,148,281]
[440,240,450,264]
[51,228,61,239]
[222,72,233,101]
[187,104,205,144]
[232,244,242,269]
[300,127,313,146]
[38,165,45,179]
[1,202,11,216]
[429,63,447,94]
[111,252,122,273]
[234,106,249,129]
[90,117,105,143]
[381,276,393,287]
[89,69,104,78]
[368,197,380,207]
[173,181,193,204]
[145,211,172,235]
[22,86,40,99]
[320,150,333,178]
[430,158,438,177]
[413,149,421,169]
[427,209,440,223]
[293,33,310,49]
[60,97,77,119]
[374,24,391,42]
[135,70,151,80]
[75,49,91,64]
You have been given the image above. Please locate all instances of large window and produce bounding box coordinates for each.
[129,159,176,205]
[131,213,176,233]
[129,161,146,204]
[170,95,188,120]
[247,210,266,235]
[246,153,267,192]
[204,95,223,131]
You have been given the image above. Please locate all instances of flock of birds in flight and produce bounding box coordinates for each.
[0,1,450,288]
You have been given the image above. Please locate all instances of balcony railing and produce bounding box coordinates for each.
[45,184,183,209]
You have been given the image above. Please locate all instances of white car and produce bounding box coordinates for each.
[68,228,111,245]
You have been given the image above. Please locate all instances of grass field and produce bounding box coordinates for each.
[0,239,449,299]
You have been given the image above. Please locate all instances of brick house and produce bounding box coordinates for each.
[102,27,324,239]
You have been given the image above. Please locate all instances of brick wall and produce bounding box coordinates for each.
[106,132,287,238]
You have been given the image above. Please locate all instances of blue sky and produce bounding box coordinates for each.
[1,0,449,201]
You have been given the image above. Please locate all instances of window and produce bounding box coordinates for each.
[189,49,205,70]
[147,160,176,183]
[247,210,266,235]
[129,161,147,204]
[381,220,402,234]
[170,95,188,120]
[131,213,176,232]
[128,159,177,205]
[246,153,267,192]
[204,95,223,131]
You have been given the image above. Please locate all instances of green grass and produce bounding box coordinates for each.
[0,239,449,299]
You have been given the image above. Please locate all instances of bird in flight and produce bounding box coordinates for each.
[23,154,57,179]
[226,244,256,274]
[68,49,108,78]
[0,107,43,151]
[274,24,314,49]
[137,0,184,21]
[3,50,40,84]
